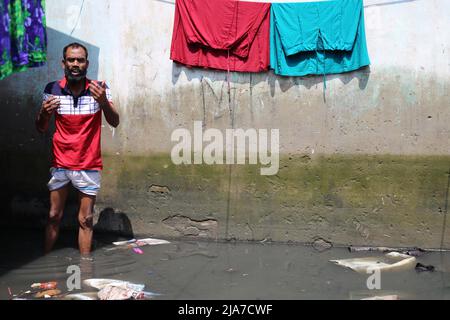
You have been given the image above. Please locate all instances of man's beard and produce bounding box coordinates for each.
[65,67,87,82]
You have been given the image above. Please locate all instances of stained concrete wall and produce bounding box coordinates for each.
[1,0,449,248]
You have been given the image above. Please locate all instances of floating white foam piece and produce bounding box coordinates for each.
[330,252,416,274]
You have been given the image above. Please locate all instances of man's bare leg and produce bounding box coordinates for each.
[78,193,96,256]
[44,186,69,254]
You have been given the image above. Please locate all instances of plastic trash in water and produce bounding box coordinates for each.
[330,252,417,274]
[112,238,170,247]
[31,282,58,290]
[97,285,163,300]
[97,284,145,300]
[133,248,144,255]
[83,279,161,300]
[34,289,61,299]
[106,238,170,252]
[135,238,171,246]
[84,279,146,292]
[113,239,137,246]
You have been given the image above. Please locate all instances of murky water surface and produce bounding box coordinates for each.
[1,230,450,300]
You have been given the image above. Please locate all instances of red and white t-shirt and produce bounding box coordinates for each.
[43,77,112,171]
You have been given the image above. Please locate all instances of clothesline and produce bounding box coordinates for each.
[154,0,418,9]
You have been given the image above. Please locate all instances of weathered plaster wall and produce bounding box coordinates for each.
[0,0,449,248]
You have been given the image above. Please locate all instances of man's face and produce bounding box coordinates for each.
[62,47,89,82]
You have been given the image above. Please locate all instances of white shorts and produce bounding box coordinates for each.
[48,168,101,196]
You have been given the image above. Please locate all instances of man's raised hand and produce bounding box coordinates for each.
[89,81,108,106]
[40,96,60,117]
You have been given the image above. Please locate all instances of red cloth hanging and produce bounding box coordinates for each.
[170,0,271,73]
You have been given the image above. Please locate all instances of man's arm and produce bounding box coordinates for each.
[36,96,60,133]
[101,100,120,128]
[89,81,120,128]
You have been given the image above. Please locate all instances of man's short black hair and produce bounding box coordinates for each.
[63,42,89,60]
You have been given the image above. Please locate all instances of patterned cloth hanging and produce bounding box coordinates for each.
[0,0,47,80]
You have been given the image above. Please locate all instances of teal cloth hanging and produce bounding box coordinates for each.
[270,0,370,77]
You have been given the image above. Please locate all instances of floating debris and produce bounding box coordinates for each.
[331,252,417,274]
[361,295,399,300]
[83,279,161,300]
[84,279,145,292]
[113,239,137,246]
[34,289,61,299]
[136,238,171,246]
[107,238,171,251]
[415,263,435,273]
[98,284,145,300]
[31,282,58,290]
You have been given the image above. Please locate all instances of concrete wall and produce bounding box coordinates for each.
[1,0,449,248]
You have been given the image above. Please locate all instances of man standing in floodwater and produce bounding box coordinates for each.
[36,43,120,256]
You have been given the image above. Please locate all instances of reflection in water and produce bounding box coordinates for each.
[79,256,94,282]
